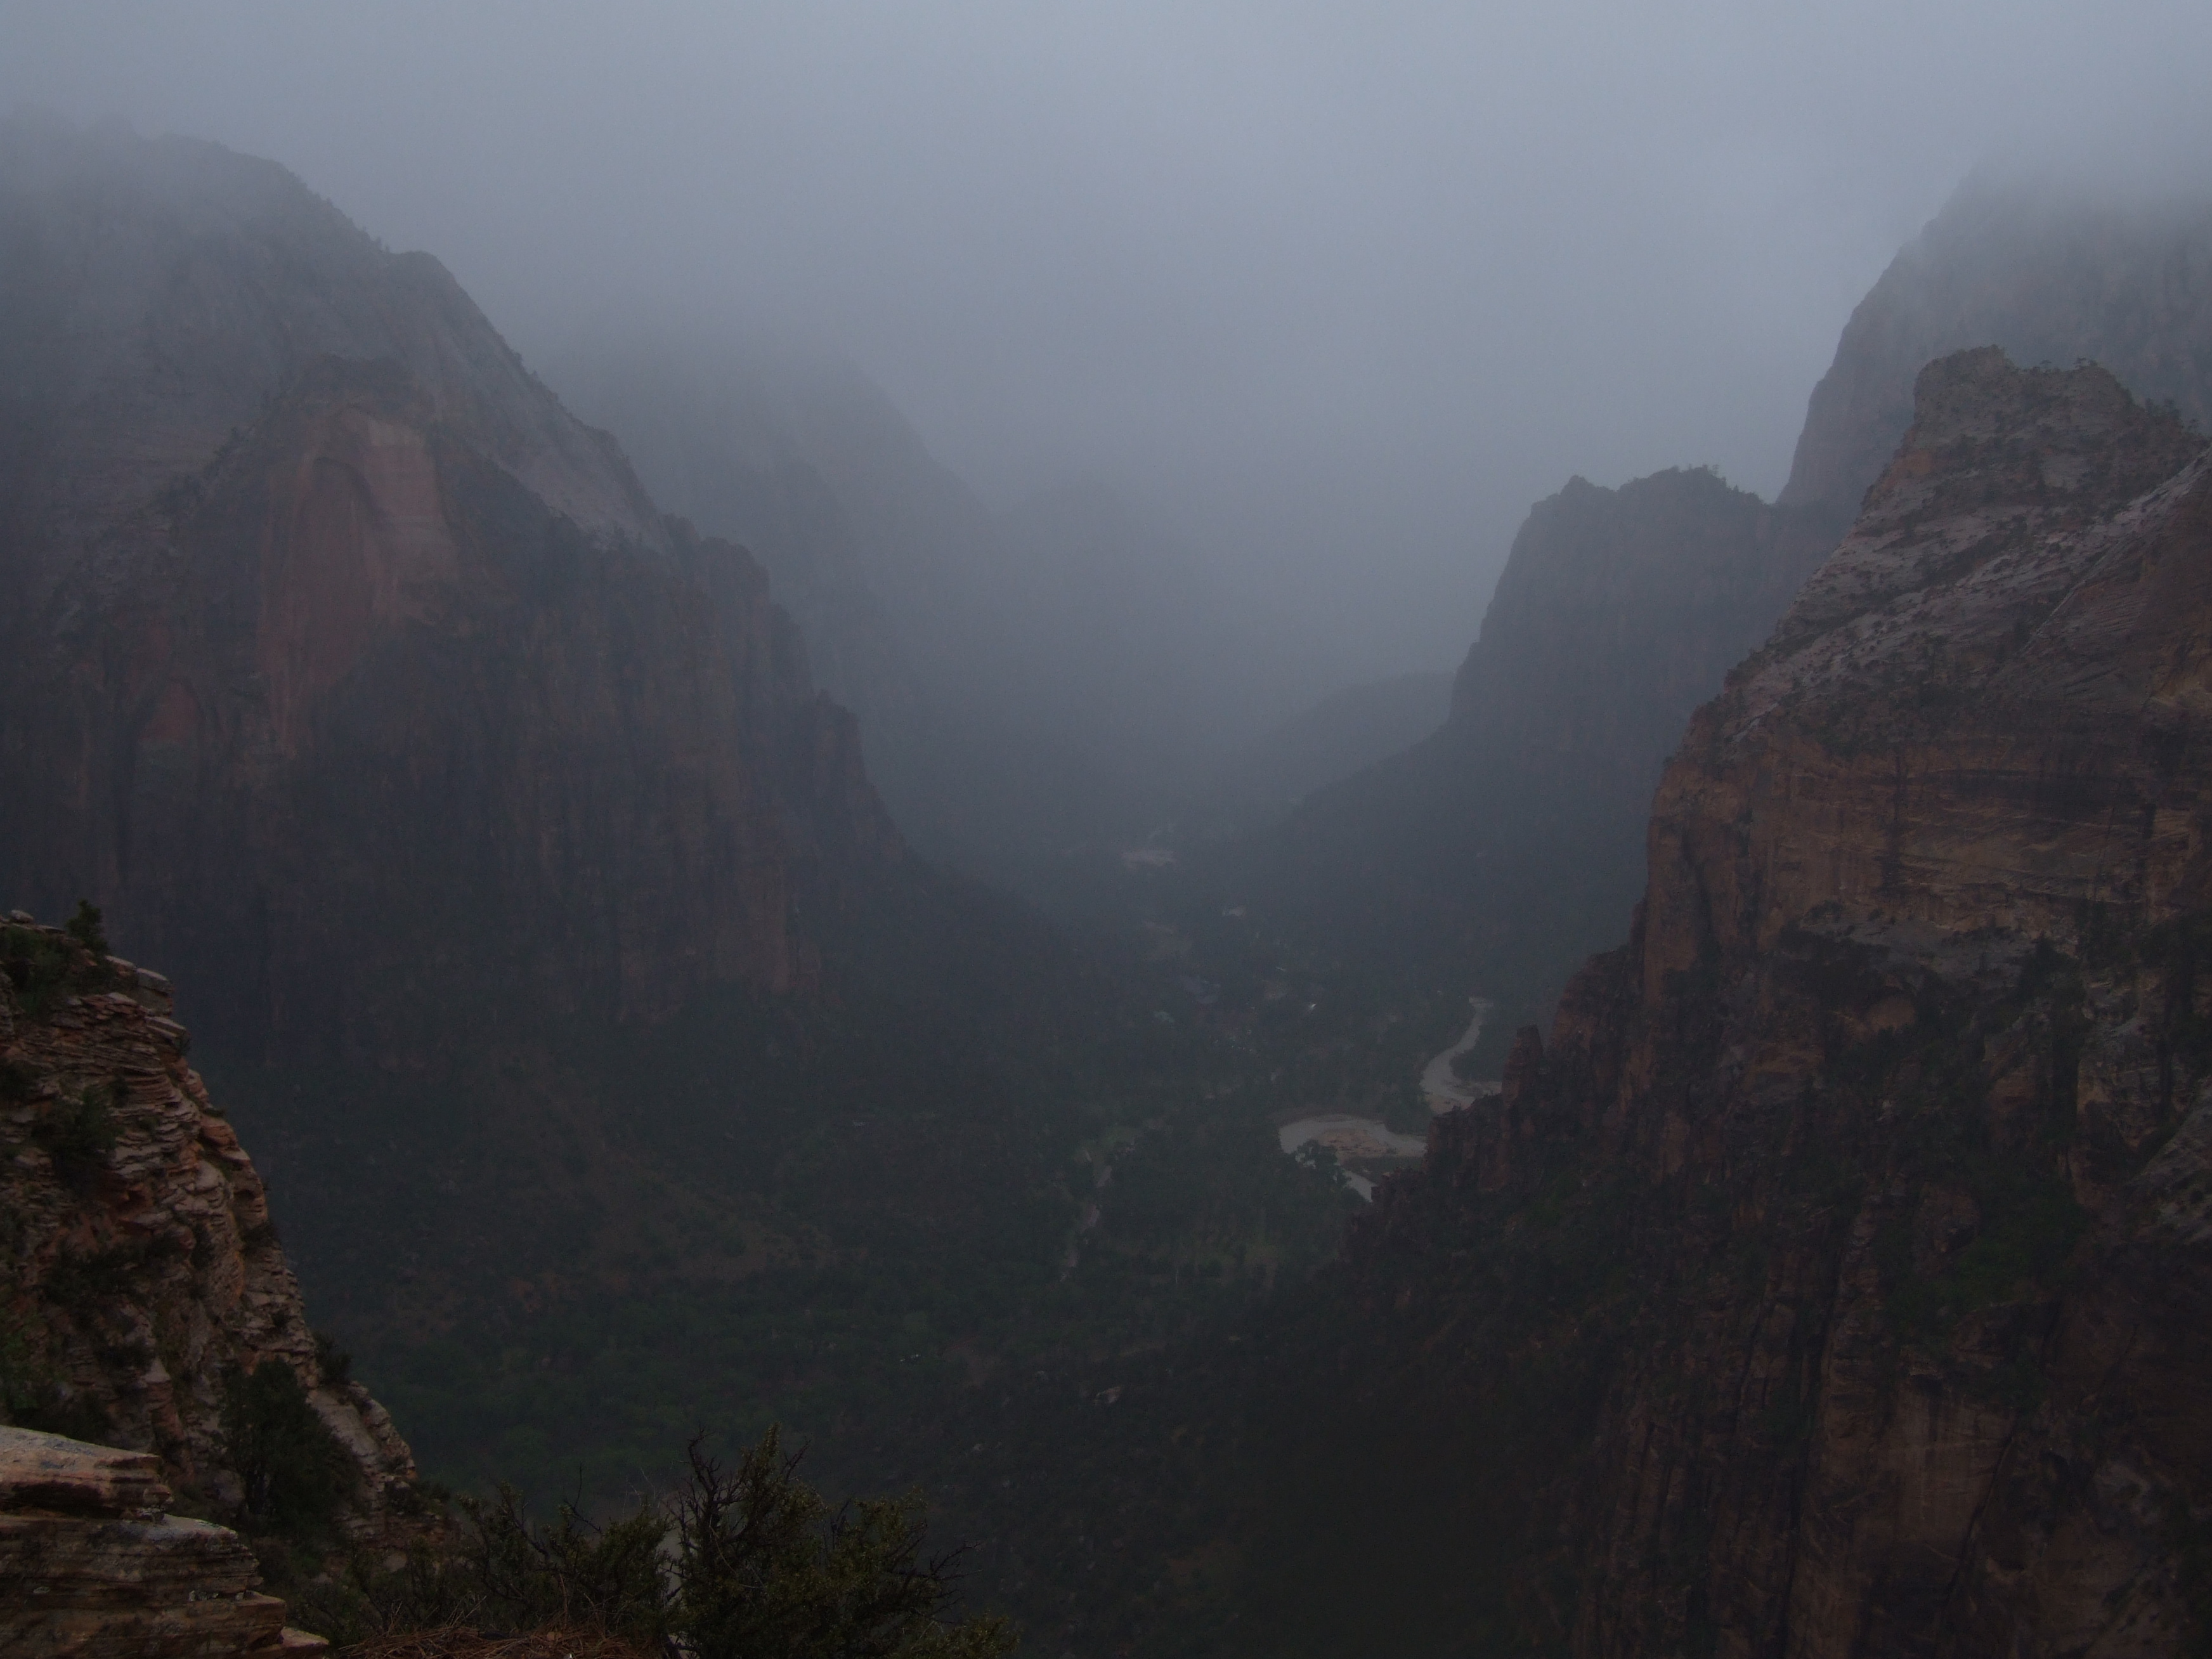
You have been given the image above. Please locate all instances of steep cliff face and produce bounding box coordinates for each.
[1348,351,2212,1655]
[1257,469,1845,999]
[1,914,413,1534]
[1781,174,2212,515]
[0,122,896,1057]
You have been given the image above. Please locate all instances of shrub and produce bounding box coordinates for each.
[63,900,109,956]
[1,1315,114,1442]
[41,1240,147,1310]
[282,1542,479,1648]
[278,1427,1016,1654]
[222,1360,358,1541]
[672,1428,1016,1659]
[313,1329,353,1389]
[461,1483,670,1642]
[34,1084,121,1190]
[1,926,73,1017]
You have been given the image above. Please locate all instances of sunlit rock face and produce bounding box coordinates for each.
[1355,351,2212,1654]
[0,120,898,1058]
[1781,174,2212,515]
[0,916,413,1534]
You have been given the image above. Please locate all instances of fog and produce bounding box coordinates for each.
[8,1,2212,686]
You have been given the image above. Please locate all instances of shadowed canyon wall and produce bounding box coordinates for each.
[0,122,897,1060]
[1252,470,1846,1000]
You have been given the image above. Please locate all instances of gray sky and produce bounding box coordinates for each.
[8,1,2212,683]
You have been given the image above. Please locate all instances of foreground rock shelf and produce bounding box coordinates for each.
[0,1425,323,1657]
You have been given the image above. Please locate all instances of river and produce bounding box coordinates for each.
[1276,998,1498,1198]
[1419,996,1497,1114]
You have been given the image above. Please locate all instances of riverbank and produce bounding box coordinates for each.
[1271,998,1502,1198]
[1275,1114,1429,1198]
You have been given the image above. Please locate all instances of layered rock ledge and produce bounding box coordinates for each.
[0,1424,323,1656]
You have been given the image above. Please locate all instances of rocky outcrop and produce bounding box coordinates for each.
[1351,350,2212,1654]
[1781,172,2212,515]
[0,121,898,1058]
[1,913,412,1532]
[0,1426,323,1656]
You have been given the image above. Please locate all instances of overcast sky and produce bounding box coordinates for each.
[8,2,2212,682]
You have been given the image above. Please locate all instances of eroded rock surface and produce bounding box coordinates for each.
[1,916,412,1533]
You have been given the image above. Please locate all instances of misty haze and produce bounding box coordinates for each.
[6,5,2212,1655]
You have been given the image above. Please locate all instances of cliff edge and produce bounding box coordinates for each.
[1,911,414,1539]
[1351,349,2212,1654]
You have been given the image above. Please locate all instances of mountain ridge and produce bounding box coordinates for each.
[0,120,899,1060]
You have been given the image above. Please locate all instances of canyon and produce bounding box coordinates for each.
[10,110,2212,1659]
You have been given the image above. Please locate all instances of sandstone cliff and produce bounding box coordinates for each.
[1346,350,2212,1654]
[0,121,897,1058]
[0,1426,324,1655]
[1781,172,2212,515]
[1,913,413,1535]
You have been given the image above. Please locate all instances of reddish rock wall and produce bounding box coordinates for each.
[0,124,900,1062]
